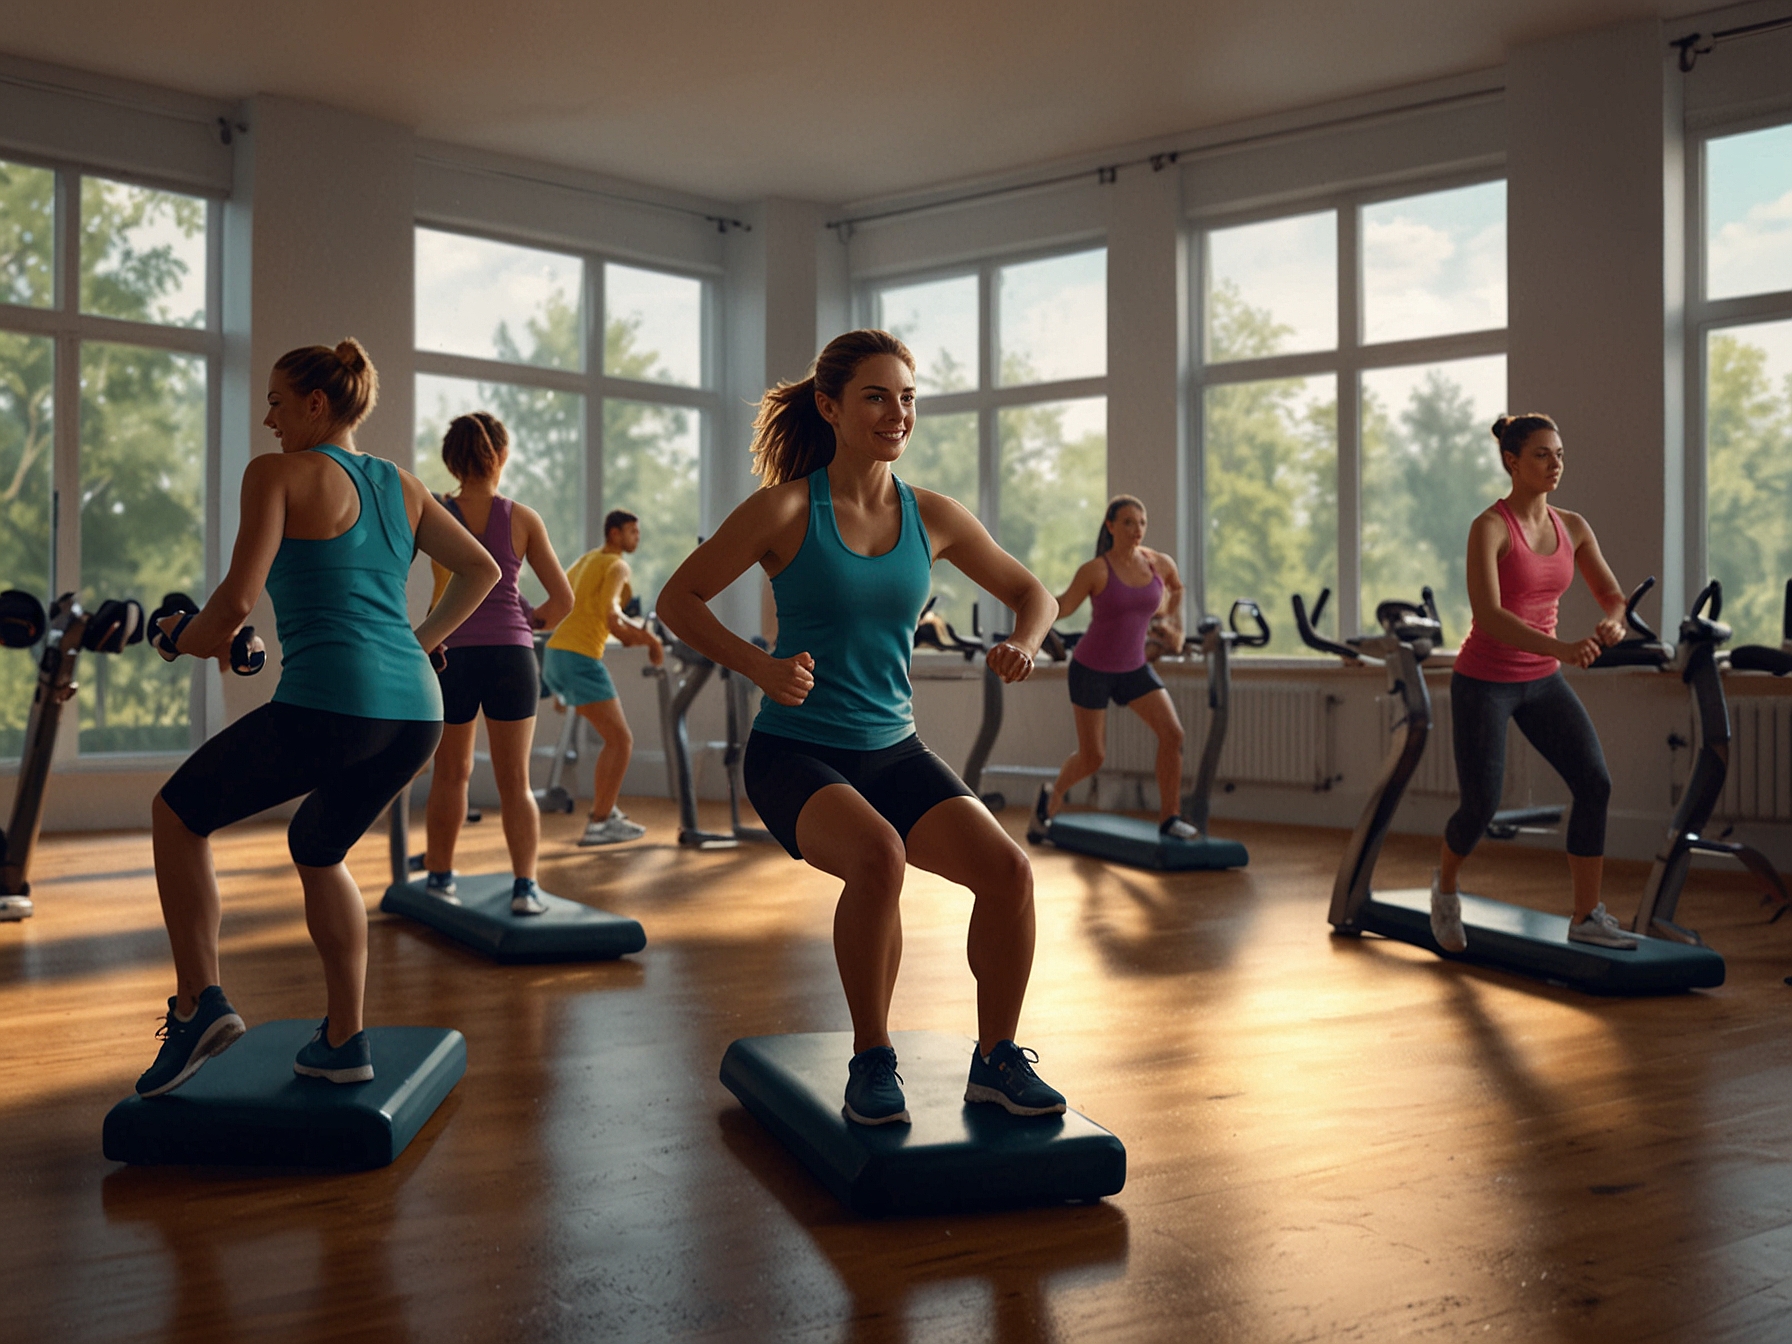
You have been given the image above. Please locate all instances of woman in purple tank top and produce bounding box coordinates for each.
[422,413,574,915]
[1035,495,1197,840]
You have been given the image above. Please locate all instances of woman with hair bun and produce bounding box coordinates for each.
[1430,412,1633,954]
[135,339,499,1098]
[1033,493,1192,839]
[421,411,574,914]
[657,330,1068,1128]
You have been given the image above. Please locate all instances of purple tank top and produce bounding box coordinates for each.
[1073,555,1163,673]
[443,494,535,649]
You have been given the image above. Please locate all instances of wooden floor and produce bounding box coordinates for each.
[6,797,1792,1343]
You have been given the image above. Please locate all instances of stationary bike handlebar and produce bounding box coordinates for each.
[1291,589,1359,660]
[1229,599,1271,648]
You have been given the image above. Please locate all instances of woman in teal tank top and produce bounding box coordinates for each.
[659,330,1069,1128]
[134,340,499,1099]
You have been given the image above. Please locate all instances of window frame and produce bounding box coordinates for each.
[0,148,224,760]
[856,238,1109,552]
[411,221,721,557]
[1189,167,1509,643]
[1685,110,1792,600]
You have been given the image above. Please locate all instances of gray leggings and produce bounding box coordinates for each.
[1443,670,1611,859]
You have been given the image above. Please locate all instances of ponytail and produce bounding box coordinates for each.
[274,338,380,428]
[441,411,508,483]
[750,329,915,487]
[1095,494,1145,556]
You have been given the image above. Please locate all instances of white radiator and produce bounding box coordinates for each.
[1718,697,1792,822]
[1390,687,1539,804]
[1103,680,1338,792]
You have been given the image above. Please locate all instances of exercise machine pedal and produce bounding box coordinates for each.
[378,787,645,963]
[719,1031,1126,1217]
[103,1019,465,1168]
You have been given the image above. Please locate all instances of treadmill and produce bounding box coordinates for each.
[1292,584,1725,994]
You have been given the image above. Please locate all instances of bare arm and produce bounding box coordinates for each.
[1464,511,1602,668]
[172,454,288,660]
[599,559,666,665]
[1055,558,1105,621]
[656,483,815,705]
[1150,549,1186,644]
[411,474,500,651]
[1562,510,1628,647]
[516,504,575,630]
[919,490,1055,682]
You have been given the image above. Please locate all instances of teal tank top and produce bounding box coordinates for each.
[756,469,933,751]
[265,445,442,722]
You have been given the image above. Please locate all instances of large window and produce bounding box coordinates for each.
[1698,121,1792,648]
[1196,179,1507,648]
[0,158,216,756]
[414,231,713,612]
[867,246,1107,633]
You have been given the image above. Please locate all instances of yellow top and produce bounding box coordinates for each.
[545,548,630,660]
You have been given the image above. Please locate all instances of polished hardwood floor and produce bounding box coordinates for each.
[5,795,1792,1343]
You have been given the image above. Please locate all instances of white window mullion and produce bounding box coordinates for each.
[585,257,604,554]
[1336,203,1362,640]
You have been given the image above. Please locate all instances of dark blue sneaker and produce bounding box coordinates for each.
[510,877,547,916]
[135,986,245,1097]
[292,1019,374,1083]
[843,1045,910,1126]
[425,870,459,904]
[965,1040,1067,1116]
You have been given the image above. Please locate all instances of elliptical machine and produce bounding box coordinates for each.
[1026,600,1268,871]
[645,622,774,850]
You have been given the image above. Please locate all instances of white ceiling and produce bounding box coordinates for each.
[4,0,1713,205]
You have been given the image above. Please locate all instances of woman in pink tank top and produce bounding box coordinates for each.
[421,412,575,916]
[1430,413,1637,955]
[1036,495,1199,839]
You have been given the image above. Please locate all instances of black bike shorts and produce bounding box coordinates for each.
[438,644,540,725]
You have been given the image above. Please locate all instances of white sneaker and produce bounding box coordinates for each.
[1429,869,1468,953]
[1159,816,1202,842]
[1568,903,1638,950]
[577,809,647,846]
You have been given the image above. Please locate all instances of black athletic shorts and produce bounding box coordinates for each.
[1067,659,1165,710]
[742,729,976,860]
[159,701,442,867]
[438,644,541,724]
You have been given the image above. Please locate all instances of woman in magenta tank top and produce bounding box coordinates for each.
[1038,495,1197,839]
[1431,413,1636,955]
[422,412,575,916]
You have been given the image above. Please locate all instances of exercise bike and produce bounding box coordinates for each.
[1,591,145,922]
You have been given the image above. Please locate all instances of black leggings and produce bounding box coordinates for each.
[160,701,442,867]
[1444,670,1611,859]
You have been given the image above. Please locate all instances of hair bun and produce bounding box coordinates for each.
[1490,414,1513,440]
[334,337,368,372]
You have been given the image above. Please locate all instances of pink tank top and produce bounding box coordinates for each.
[1072,554,1163,674]
[1453,500,1574,682]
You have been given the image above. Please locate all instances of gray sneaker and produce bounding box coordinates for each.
[1429,869,1468,953]
[578,809,646,846]
[1568,903,1639,950]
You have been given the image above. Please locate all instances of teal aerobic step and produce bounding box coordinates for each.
[381,874,645,963]
[720,1030,1126,1217]
[103,1019,465,1168]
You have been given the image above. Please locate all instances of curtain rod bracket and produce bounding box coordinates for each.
[1671,32,1712,72]
[1097,165,1118,185]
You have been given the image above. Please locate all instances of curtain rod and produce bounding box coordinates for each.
[825,86,1502,238]
[1672,12,1792,71]
[415,154,750,234]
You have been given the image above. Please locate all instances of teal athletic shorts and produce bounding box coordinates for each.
[541,647,617,707]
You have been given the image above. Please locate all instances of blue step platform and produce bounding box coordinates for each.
[1363,887,1726,994]
[719,1030,1126,1217]
[380,874,646,963]
[1037,812,1249,871]
[103,1019,465,1168]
